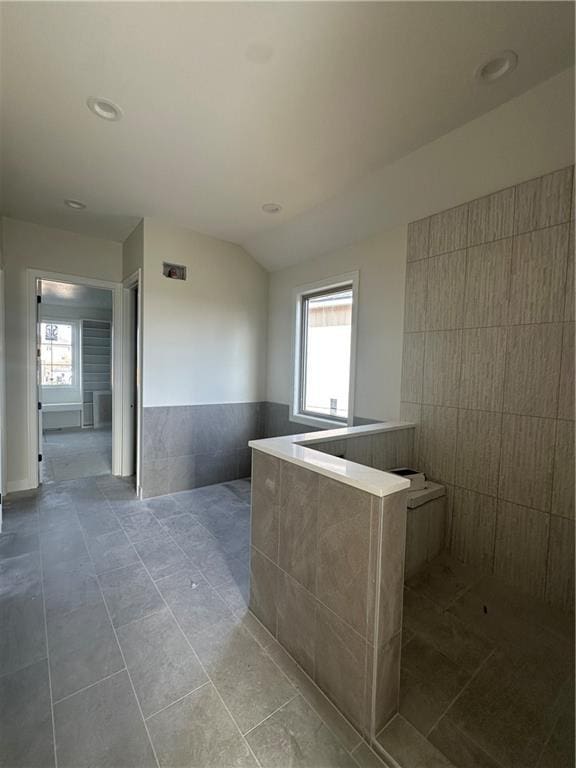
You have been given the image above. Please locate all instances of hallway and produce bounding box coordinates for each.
[0,476,374,768]
[41,427,112,483]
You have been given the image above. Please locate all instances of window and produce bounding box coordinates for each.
[294,276,357,425]
[40,321,76,386]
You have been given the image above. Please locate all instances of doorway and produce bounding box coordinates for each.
[27,269,140,491]
[37,279,114,482]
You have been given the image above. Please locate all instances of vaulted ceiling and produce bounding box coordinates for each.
[1,2,573,268]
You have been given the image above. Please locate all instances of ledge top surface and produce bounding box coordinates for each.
[249,420,414,498]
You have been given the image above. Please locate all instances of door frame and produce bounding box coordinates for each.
[27,269,124,487]
[122,269,143,496]
[0,266,6,528]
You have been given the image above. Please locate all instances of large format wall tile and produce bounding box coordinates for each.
[422,330,462,407]
[467,187,515,246]
[372,429,415,471]
[251,450,280,562]
[503,323,563,418]
[498,414,556,512]
[404,260,428,332]
[508,224,569,324]
[378,493,408,645]
[316,478,372,635]
[249,547,278,636]
[400,333,424,403]
[552,420,575,520]
[463,239,512,328]
[450,488,497,570]
[493,502,550,598]
[514,166,573,234]
[277,571,316,678]
[407,217,430,262]
[564,222,574,322]
[429,204,468,256]
[455,410,502,496]
[558,322,574,420]
[425,251,466,331]
[418,405,458,484]
[545,516,575,611]
[279,463,318,592]
[314,603,367,733]
[459,327,507,412]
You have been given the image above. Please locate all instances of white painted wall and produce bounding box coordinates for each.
[265,69,574,421]
[123,220,144,280]
[142,219,268,407]
[1,217,122,491]
[267,226,407,420]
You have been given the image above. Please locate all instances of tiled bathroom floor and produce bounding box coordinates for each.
[41,427,112,482]
[378,553,575,768]
[0,476,384,768]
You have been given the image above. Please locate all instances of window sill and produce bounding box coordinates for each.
[290,411,351,430]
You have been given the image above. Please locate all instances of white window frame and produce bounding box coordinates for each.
[290,271,359,429]
[39,317,81,390]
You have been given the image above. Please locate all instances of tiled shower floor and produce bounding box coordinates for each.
[378,553,575,768]
[0,475,384,768]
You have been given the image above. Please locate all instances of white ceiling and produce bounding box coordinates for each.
[41,280,112,309]
[0,2,573,268]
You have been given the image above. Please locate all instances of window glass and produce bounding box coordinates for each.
[40,322,75,386]
[300,286,353,420]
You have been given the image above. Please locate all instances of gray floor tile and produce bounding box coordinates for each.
[120,510,166,543]
[118,606,206,718]
[246,694,356,767]
[47,601,124,702]
[192,616,296,733]
[145,495,183,519]
[0,531,39,559]
[133,532,190,580]
[377,715,455,768]
[53,670,157,768]
[87,529,140,574]
[351,742,388,768]
[2,508,40,534]
[50,451,112,482]
[0,659,54,768]
[77,508,122,537]
[0,593,46,676]
[44,556,102,618]
[216,576,249,615]
[156,567,233,639]
[148,682,257,768]
[161,512,202,537]
[40,528,89,569]
[98,562,164,628]
[0,551,42,599]
[428,717,502,768]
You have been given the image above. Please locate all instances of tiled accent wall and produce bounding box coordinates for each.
[249,449,407,738]
[401,165,575,611]
[141,401,382,497]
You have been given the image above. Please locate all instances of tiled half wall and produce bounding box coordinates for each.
[401,165,575,611]
[249,448,408,739]
[141,401,379,497]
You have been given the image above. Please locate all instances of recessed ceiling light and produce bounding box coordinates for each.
[262,203,282,214]
[87,97,123,121]
[475,50,518,83]
[65,199,86,210]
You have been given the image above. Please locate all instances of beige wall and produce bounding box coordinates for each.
[142,218,268,408]
[400,167,574,611]
[1,217,122,490]
[266,226,407,421]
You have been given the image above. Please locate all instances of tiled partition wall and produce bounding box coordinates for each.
[249,449,408,739]
[400,165,575,611]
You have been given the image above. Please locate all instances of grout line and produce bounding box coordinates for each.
[241,692,300,737]
[143,680,211,721]
[52,667,127,706]
[424,647,497,739]
[76,518,162,768]
[100,495,265,768]
[39,549,59,768]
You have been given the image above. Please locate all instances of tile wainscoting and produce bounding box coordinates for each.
[401,165,575,611]
[141,402,381,497]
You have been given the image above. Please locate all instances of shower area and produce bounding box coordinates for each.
[249,165,574,768]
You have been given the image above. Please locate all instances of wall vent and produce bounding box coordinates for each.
[162,262,187,280]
